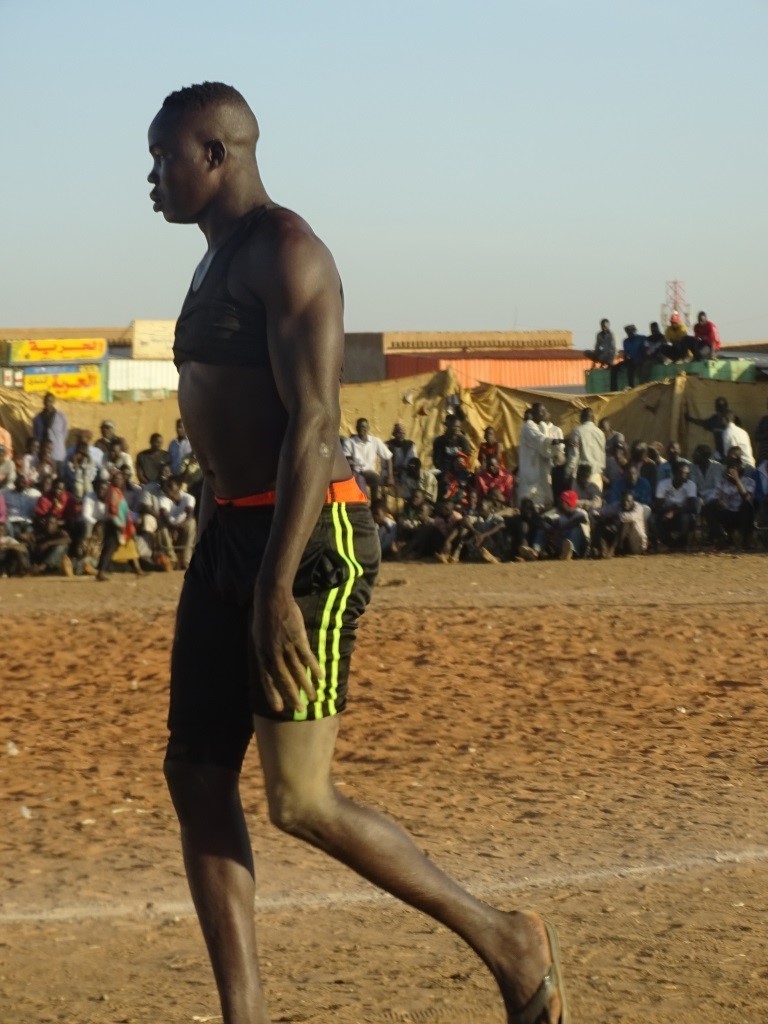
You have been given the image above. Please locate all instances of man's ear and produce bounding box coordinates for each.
[205,139,226,168]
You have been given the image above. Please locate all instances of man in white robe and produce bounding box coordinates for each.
[517,403,558,507]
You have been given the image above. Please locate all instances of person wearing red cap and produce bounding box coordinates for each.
[664,313,695,361]
[547,489,590,559]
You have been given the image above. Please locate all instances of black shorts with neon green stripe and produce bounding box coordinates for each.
[166,500,380,770]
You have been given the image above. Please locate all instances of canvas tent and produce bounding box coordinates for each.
[2,370,766,468]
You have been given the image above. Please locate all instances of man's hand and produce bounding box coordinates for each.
[252,587,322,714]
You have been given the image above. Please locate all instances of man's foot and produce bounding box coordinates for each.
[60,555,74,577]
[96,571,109,582]
[479,547,500,563]
[434,552,451,564]
[559,539,574,561]
[518,545,538,561]
[490,911,569,1024]
[82,561,98,577]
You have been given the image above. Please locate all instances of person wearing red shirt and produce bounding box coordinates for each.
[476,426,506,469]
[693,311,721,360]
[475,456,515,505]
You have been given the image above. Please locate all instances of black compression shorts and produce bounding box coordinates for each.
[166,486,380,771]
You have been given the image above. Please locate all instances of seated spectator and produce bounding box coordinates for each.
[2,474,41,538]
[477,426,506,469]
[0,444,16,489]
[343,418,394,504]
[646,321,672,362]
[0,521,31,576]
[664,313,695,361]
[397,488,433,546]
[584,318,616,368]
[596,492,647,557]
[656,441,691,483]
[721,411,755,467]
[573,463,604,518]
[386,423,418,486]
[64,440,102,499]
[458,496,507,563]
[544,490,590,560]
[372,499,399,559]
[401,498,462,562]
[654,462,697,550]
[474,455,515,505]
[34,438,59,481]
[703,452,755,549]
[609,325,646,390]
[136,433,170,485]
[604,441,629,486]
[689,444,724,536]
[431,414,473,498]
[20,437,41,485]
[599,418,625,459]
[157,478,197,569]
[397,457,438,504]
[35,476,76,525]
[605,463,652,508]
[105,438,136,480]
[30,513,73,576]
[693,311,721,360]
[66,429,105,471]
[94,419,117,460]
[506,497,547,561]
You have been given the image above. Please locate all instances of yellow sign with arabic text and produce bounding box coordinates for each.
[22,365,105,402]
[3,337,108,365]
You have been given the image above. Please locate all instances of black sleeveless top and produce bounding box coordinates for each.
[173,205,275,369]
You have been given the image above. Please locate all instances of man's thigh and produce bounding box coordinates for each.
[254,716,339,803]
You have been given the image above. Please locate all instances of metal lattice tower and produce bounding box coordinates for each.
[661,280,691,328]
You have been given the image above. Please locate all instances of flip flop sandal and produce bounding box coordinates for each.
[509,917,571,1024]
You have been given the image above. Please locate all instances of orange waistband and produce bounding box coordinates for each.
[215,477,368,508]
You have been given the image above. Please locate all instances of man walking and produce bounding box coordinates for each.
[148,82,567,1024]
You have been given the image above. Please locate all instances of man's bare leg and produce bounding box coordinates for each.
[164,761,271,1024]
[255,717,563,1023]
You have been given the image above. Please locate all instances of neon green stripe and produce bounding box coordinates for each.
[294,580,338,721]
[306,503,346,719]
[327,503,363,713]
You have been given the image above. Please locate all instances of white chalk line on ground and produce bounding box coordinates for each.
[2,845,768,925]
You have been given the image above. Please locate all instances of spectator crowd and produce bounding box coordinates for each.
[1,386,767,579]
[0,393,200,579]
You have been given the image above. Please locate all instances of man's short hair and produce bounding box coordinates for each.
[162,81,247,115]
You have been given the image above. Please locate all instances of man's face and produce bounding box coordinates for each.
[357,420,369,441]
[393,425,404,443]
[576,468,590,487]
[43,394,55,413]
[621,493,635,512]
[176,420,186,440]
[601,320,609,331]
[147,111,216,224]
[101,423,115,441]
[165,481,181,501]
[484,428,496,445]
[667,442,681,463]
[488,457,500,476]
[673,464,690,486]
[151,435,163,451]
[698,313,707,325]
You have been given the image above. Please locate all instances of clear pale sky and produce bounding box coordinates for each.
[2,0,767,347]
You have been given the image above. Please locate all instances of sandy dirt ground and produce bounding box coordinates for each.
[1,552,768,1023]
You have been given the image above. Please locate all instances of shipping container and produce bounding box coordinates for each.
[385,351,592,389]
[107,359,178,399]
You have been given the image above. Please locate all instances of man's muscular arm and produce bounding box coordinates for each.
[250,218,345,714]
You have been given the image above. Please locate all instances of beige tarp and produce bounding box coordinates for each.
[2,370,766,467]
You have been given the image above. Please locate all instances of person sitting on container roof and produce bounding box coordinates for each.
[584,318,616,368]
[693,311,721,361]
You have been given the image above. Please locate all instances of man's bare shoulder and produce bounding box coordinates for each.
[233,205,339,298]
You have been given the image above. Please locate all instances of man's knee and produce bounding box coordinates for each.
[266,782,337,840]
